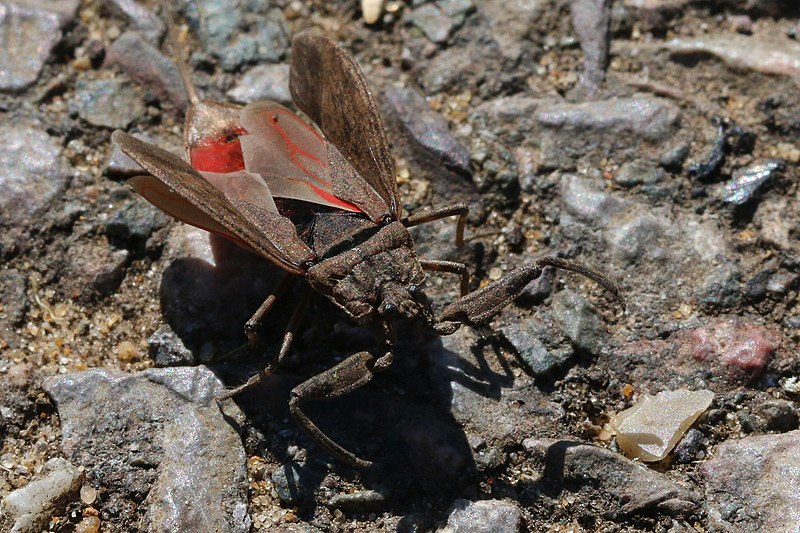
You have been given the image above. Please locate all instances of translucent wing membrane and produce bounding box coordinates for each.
[239,101,360,212]
[113,130,314,274]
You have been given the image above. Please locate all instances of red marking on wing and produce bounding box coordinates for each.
[190,129,247,173]
[268,109,360,212]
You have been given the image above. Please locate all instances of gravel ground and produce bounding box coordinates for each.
[1,0,799,532]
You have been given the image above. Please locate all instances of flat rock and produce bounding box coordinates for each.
[0,457,83,533]
[43,366,250,533]
[226,63,291,105]
[703,430,800,532]
[664,33,800,85]
[0,2,65,91]
[105,31,189,112]
[70,78,146,129]
[523,439,698,518]
[442,499,522,533]
[0,119,71,221]
[62,241,129,300]
[477,0,543,60]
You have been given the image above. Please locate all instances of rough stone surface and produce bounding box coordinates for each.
[105,198,171,248]
[108,0,164,44]
[62,242,129,300]
[571,0,612,95]
[0,2,64,91]
[0,457,83,533]
[442,499,523,533]
[147,324,197,367]
[703,431,800,533]
[226,63,291,105]
[551,289,607,353]
[477,0,543,59]
[105,31,190,112]
[0,120,71,220]
[43,366,250,533]
[689,317,779,380]
[523,439,698,518]
[501,322,572,376]
[71,78,146,129]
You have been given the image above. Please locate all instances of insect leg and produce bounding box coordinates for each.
[433,256,625,335]
[219,285,311,400]
[401,203,468,246]
[244,272,293,345]
[289,349,393,468]
[419,259,470,296]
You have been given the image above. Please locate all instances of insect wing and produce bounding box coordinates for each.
[239,101,360,212]
[290,32,399,221]
[112,131,314,274]
[199,169,279,215]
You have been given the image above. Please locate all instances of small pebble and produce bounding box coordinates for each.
[80,484,97,504]
[75,516,101,533]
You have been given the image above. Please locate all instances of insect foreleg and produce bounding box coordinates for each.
[244,272,293,345]
[433,256,625,335]
[419,259,470,296]
[289,349,393,468]
[402,203,468,246]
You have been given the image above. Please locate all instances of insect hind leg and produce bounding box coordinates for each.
[402,203,468,246]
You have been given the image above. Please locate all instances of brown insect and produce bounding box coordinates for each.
[112,29,624,467]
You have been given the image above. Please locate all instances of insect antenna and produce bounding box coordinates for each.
[163,5,200,106]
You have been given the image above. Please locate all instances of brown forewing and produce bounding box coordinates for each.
[289,31,400,221]
[112,131,315,274]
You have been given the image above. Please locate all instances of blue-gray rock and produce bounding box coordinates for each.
[703,430,800,532]
[108,0,165,44]
[0,457,83,533]
[63,242,129,300]
[270,462,324,505]
[478,0,543,60]
[384,85,471,177]
[696,262,742,310]
[43,366,250,533]
[560,174,625,228]
[105,198,171,246]
[443,499,522,533]
[226,63,291,105]
[608,214,669,264]
[0,2,69,91]
[106,31,190,112]
[0,120,71,220]
[660,143,690,172]
[500,322,572,376]
[217,9,289,71]
[148,324,197,367]
[570,0,612,95]
[189,0,241,50]
[673,428,704,464]
[71,78,146,129]
[721,160,783,205]
[614,160,666,187]
[409,4,460,44]
[551,289,605,353]
[0,269,26,326]
[523,439,698,517]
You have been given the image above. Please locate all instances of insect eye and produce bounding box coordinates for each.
[408,285,421,297]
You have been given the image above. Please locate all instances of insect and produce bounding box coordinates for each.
[112,28,624,468]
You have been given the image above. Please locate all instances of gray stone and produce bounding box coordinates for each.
[385,86,471,177]
[0,120,71,220]
[478,0,543,60]
[660,143,690,172]
[551,289,606,353]
[108,0,165,44]
[500,323,572,376]
[560,174,625,228]
[148,324,197,367]
[614,160,666,187]
[0,2,63,91]
[271,462,323,505]
[226,63,291,105]
[217,8,289,71]
[752,399,798,432]
[570,0,612,95]
[696,262,742,310]
[703,430,800,532]
[523,439,698,518]
[189,0,241,50]
[673,428,704,464]
[0,269,26,326]
[43,366,250,533]
[538,96,680,140]
[0,457,83,533]
[443,499,522,533]
[105,199,171,246]
[409,4,456,44]
[427,328,566,446]
[106,31,190,112]
[63,242,129,300]
[608,214,669,263]
[71,78,146,129]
